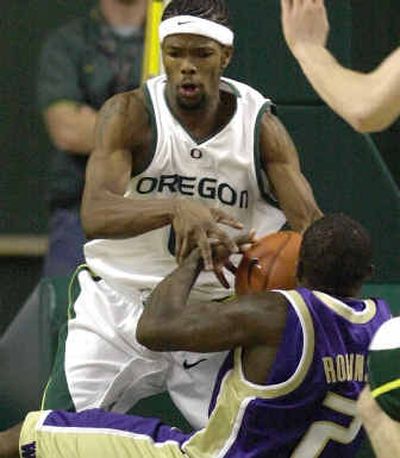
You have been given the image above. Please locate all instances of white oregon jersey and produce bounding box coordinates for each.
[84,75,286,299]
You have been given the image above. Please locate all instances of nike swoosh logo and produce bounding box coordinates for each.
[183,358,207,370]
[177,21,192,25]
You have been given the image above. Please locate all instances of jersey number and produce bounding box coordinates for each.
[291,392,362,457]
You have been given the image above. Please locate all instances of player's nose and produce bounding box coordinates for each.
[180,58,197,74]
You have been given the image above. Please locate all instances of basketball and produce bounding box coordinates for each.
[235,231,302,294]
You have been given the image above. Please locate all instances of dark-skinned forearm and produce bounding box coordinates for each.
[136,249,203,349]
[81,193,177,239]
[143,249,203,321]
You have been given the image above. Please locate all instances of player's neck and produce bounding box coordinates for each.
[169,91,235,143]
[301,280,362,298]
[100,0,147,28]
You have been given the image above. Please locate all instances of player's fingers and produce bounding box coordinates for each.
[224,260,237,275]
[177,236,189,264]
[196,231,213,271]
[211,208,244,230]
[239,243,253,253]
[214,265,230,289]
[281,0,292,15]
[234,230,258,248]
[209,226,239,254]
[175,232,182,259]
[293,0,305,10]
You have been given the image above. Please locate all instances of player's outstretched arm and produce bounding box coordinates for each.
[81,91,177,239]
[358,386,400,458]
[281,0,400,132]
[259,112,323,233]
[81,91,242,269]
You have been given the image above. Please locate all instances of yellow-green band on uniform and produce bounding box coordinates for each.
[368,317,400,421]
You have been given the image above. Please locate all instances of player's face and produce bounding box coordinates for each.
[162,34,232,111]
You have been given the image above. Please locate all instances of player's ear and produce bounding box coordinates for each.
[221,45,233,71]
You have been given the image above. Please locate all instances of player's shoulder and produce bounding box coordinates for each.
[96,89,150,145]
[239,290,290,314]
[221,77,272,105]
[101,89,147,120]
[223,78,277,128]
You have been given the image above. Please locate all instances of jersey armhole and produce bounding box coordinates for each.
[252,290,315,398]
[130,82,159,177]
[253,102,281,209]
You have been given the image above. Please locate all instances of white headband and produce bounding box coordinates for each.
[159,15,234,46]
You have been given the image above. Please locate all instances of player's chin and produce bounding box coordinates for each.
[177,94,205,111]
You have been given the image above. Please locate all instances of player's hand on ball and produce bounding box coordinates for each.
[212,231,257,289]
[235,231,301,294]
[172,200,243,270]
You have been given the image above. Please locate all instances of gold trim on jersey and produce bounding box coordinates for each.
[183,289,315,457]
[183,369,254,458]
[28,411,184,458]
[292,392,361,457]
[312,292,376,324]
[372,378,400,398]
[234,289,315,398]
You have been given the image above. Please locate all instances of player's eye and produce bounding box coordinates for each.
[196,49,214,58]
[166,49,181,58]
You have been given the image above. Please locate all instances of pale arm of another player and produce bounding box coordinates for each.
[44,102,97,154]
[281,0,400,133]
[260,112,323,233]
[357,386,400,458]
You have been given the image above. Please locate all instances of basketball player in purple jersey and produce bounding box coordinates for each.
[18,213,391,457]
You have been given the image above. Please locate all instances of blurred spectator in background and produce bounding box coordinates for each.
[38,0,147,277]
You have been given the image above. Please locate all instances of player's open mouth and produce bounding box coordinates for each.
[178,83,200,97]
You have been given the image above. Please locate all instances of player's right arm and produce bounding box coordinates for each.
[81,92,242,270]
[81,91,175,239]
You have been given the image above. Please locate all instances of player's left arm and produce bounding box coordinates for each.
[136,244,288,352]
[260,112,323,232]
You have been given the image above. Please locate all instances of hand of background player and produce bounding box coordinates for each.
[281,0,329,57]
[172,200,243,271]
[212,231,257,289]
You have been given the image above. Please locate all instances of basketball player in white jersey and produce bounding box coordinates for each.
[43,0,322,435]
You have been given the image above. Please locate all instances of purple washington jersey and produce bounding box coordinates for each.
[201,288,391,457]
[20,288,391,458]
